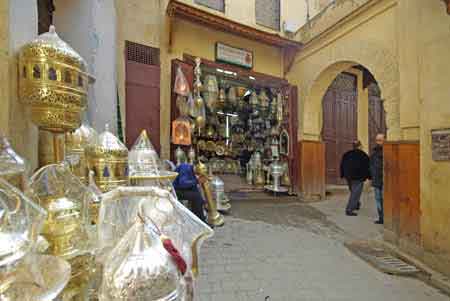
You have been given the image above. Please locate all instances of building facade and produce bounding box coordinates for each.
[1,0,450,277]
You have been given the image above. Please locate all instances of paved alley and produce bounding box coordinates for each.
[195,193,449,301]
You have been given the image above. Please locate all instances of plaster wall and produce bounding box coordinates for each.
[115,0,162,147]
[54,0,117,134]
[7,0,38,169]
[417,0,450,276]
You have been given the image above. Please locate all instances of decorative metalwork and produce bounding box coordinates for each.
[18,25,94,132]
[86,124,129,193]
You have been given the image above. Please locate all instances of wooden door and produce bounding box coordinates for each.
[282,85,299,194]
[368,83,387,154]
[170,59,195,160]
[125,41,161,152]
[322,72,358,185]
[384,142,421,244]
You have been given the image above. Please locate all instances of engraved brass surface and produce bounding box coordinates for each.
[18,26,94,132]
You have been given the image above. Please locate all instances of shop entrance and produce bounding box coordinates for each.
[125,42,161,152]
[322,72,358,185]
[171,56,299,195]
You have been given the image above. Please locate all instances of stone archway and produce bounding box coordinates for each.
[299,41,400,141]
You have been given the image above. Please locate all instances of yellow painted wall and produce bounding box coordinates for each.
[115,0,284,159]
[417,0,450,276]
[287,0,400,141]
[115,0,163,147]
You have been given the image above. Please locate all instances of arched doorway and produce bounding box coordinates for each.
[322,72,358,185]
[321,66,386,185]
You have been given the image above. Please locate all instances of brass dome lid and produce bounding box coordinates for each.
[65,121,98,152]
[129,130,177,180]
[20,25,87,72]
[86,124,128,158]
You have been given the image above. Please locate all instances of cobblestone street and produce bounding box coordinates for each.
[195,195,449,301]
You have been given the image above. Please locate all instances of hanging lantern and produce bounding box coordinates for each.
[172,118,192,146]
[249,91,259,108]
[203,75,219,111]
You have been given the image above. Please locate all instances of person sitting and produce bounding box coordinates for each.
[173,162,207,223]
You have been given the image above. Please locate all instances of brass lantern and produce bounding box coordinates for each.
[128,130,178,188]
[26,163,96,300]
[65,120,98,184]
[86,124,129,193]
[18,25,93,133]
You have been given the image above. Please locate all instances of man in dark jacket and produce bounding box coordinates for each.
[340,140,370,216]
[370,134,385,224]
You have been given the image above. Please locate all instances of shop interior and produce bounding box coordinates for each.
[171,56,296,196]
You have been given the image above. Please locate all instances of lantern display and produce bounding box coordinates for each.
[86,124,129,193]
[65,120,98,184]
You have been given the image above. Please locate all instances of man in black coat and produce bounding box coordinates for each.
[370,134,385,224]
[340,140,370,216]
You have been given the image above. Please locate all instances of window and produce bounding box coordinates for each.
[48,67,57,80]
[33,65,41,79]
[64,70,72,84]
[194,0,225,12]
[255,0,281,31]
[22,66,27,78]
[126,41,160,66]
[78,75,83,87]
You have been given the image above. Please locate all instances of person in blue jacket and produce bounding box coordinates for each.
[173,162,207,223]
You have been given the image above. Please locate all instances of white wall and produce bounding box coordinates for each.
[9,0,39,168]
[53,0,117,134]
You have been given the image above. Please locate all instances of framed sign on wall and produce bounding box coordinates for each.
[215,42,253,69]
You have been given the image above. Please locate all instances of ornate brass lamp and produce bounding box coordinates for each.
[0,178,71,301]
[86,124,129,193]
[18,25,94,167]
[65,120,98,185]
[128,130,178,189]
[27,163,96,300]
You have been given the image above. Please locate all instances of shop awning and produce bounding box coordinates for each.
[166,0,302,50]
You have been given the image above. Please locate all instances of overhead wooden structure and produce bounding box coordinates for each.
[166,0,302,74]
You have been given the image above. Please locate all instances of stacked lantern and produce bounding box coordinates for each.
[85,124,129,194]
[18,25,96,300]
[65,120,98,185]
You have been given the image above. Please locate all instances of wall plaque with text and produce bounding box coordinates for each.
[431,128,450,161]
[215,42,253,69]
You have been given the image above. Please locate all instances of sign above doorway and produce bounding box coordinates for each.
[215,42,253,69]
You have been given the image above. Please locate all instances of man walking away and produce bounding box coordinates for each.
[370,134,385,224]
[340,140,370,216]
